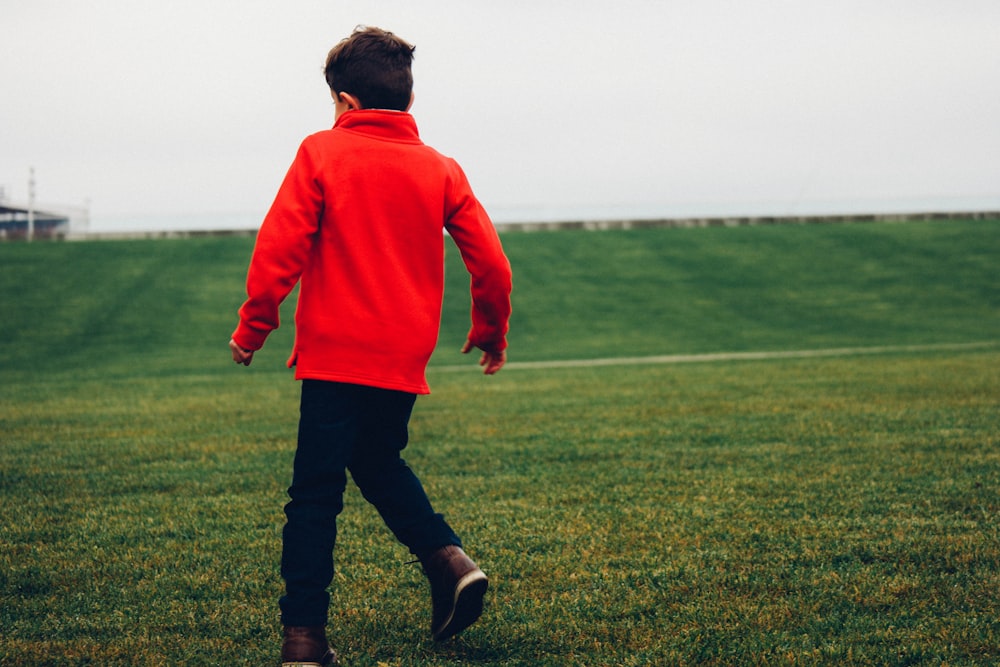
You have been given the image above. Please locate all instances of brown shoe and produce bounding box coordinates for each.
[421,545,489,641]
[280,626,337,667]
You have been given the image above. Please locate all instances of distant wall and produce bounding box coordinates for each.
[56,209,1000,241]
[497,210,1000,232]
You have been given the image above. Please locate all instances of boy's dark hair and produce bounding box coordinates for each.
[324,26,415,111]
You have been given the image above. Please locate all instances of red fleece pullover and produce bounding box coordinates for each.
[232,110,512,394]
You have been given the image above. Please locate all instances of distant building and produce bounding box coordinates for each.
[0,203,71,240]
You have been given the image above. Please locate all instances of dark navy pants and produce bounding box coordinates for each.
[279,380,461,627]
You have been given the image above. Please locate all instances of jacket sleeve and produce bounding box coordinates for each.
[232,140,324,351]
[443,161,512,354]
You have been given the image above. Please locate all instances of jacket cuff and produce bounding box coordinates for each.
[231,322,267,352]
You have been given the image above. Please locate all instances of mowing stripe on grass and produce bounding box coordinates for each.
[434,340,998,372]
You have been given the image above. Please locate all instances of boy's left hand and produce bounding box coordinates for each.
[461,339,506,375]
[229,339,254,366]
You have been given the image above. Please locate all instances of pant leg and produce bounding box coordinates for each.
[279,380,357,627]
[348,386,461,559]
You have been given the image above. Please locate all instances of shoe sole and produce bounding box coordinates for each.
[433,570,489,641]
[282,648,338,667]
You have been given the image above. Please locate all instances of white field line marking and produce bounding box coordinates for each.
[432,341,998,373]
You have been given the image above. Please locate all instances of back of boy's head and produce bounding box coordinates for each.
[324,26,415,111]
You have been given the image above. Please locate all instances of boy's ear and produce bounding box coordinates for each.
[332,90,363,110]
[341,92,362,110]
[406,91,415,112]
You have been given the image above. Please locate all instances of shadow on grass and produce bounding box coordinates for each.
[337,603,561,666]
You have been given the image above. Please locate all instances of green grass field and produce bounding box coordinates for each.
[1,219,998,665]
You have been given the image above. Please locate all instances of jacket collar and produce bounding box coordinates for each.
[333,109,421,143]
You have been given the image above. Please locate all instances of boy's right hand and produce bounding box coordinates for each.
[229,339,254,366]
[461,340,506,375]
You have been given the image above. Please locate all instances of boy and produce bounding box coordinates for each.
[229,26,512,667]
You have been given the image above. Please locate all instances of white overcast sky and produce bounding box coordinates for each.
[2,0,999,229]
